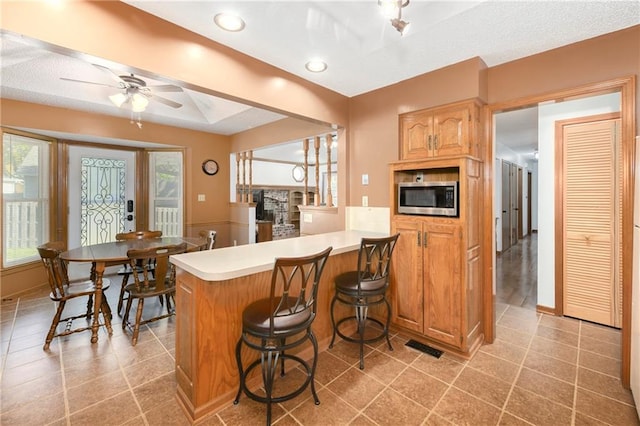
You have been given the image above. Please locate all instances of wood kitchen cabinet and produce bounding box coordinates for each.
[392,219,463,348]
[389,155,484,357]
[399,99,483,160]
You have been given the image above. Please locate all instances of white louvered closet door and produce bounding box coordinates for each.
[562,118,621,327]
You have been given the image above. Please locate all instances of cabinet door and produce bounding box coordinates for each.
[423,224,462,347]
[390,220,424,332]
[400,112,433,160]
[433,107,468,157]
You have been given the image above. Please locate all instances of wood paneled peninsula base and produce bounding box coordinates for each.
[169,230,387,422]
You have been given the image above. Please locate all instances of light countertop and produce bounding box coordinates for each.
[170,230,387,281]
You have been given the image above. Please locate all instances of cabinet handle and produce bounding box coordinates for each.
[423,231,428,247]
[428,135,432,150]
[417,231,421,247]
[434,135,438,149]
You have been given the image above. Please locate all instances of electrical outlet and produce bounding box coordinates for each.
[197,194,205,202]
[362,195,368,207]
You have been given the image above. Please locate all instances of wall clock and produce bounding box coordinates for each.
[202,159,219,176]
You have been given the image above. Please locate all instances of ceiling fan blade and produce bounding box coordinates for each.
[149,94,183,109]
[93,64,127,85]
[60,77,120,88]
[149,84,183,93]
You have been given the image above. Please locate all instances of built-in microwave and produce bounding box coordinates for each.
[397,181,458,217]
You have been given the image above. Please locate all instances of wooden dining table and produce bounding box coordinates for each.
[60,236,205,344]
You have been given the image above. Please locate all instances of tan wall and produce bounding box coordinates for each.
[348,57,488,207]
[488,25,640,124]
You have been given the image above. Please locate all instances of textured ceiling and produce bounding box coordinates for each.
[1,1,638,160]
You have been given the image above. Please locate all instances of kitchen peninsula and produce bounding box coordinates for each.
[169,230,387,421]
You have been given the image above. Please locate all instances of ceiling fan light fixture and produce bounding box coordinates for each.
[214,13,245,32]
[109,92,127,108]
[131,93,149,112]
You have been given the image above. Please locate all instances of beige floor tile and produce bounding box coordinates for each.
[580,335,621,360]
[523,350,576,383]
[314,350,352,386]
[290,388,359,425]
[467,351,520,383]
[131,372,177,413]
[498,412,535,425]
[390,366,449,410]
[326,338,373,367]
[0,371,63,413]
[218,397,287,426]
[122,351,175,387]
[539,314,580,334]
[505,386,573,425]
[327,366,385,410]
[68,390,142,425]
[66,369,129,414]
[580,322,621,345]
[364,388,430,426]
[0,390,66,425]
[496,325,534,348]
[578,366,635,405]
[528,335,578,364]
[535,324,579,347]
[478,338,528,364]
[434,387,502,425]
[63,352,121,388]
[579,349,621,377]
[411,352,465,384]
[497,313,539,334]
[575,388,640,425]
[348,414,378,425]
[1,355,61,388]
[359,349,406,383]
[515,367,575,408]
[377,334,422,365]
[453,366,513,407]
[503,305,541,321]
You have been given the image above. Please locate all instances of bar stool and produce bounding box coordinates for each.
[329,234,399,369]
[233,246,332,425]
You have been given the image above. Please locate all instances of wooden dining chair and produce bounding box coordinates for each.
[114,230,163,315]
[122,242,187,345]
[38,241,113,350]
[198,229,217,250]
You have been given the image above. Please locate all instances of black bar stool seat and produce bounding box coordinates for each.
[234,246,332,425]
[329,234,399,369]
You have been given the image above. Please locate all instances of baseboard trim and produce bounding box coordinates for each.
[536,304,557,316]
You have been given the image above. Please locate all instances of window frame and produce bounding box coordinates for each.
[1,129,56,269]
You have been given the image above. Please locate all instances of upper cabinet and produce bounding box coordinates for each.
[399,99,483,160]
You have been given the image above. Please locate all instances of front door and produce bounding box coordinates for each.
[68,146,136,247]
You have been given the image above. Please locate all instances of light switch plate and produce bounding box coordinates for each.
[362,195,368,207]
[362,174,369,185]
[198,194,205,201]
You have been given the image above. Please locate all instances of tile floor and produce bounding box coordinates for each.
[1,252,639,425]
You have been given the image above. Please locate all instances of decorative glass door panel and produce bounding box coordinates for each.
[81,157,126,245]
[68,146,135,247]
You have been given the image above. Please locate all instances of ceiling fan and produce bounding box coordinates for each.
[60,64,183,111]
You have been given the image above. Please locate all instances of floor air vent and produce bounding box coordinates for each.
[405,339,443,358]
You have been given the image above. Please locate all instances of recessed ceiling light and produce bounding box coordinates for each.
[305,60,327,73]
[214,13,245,32]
